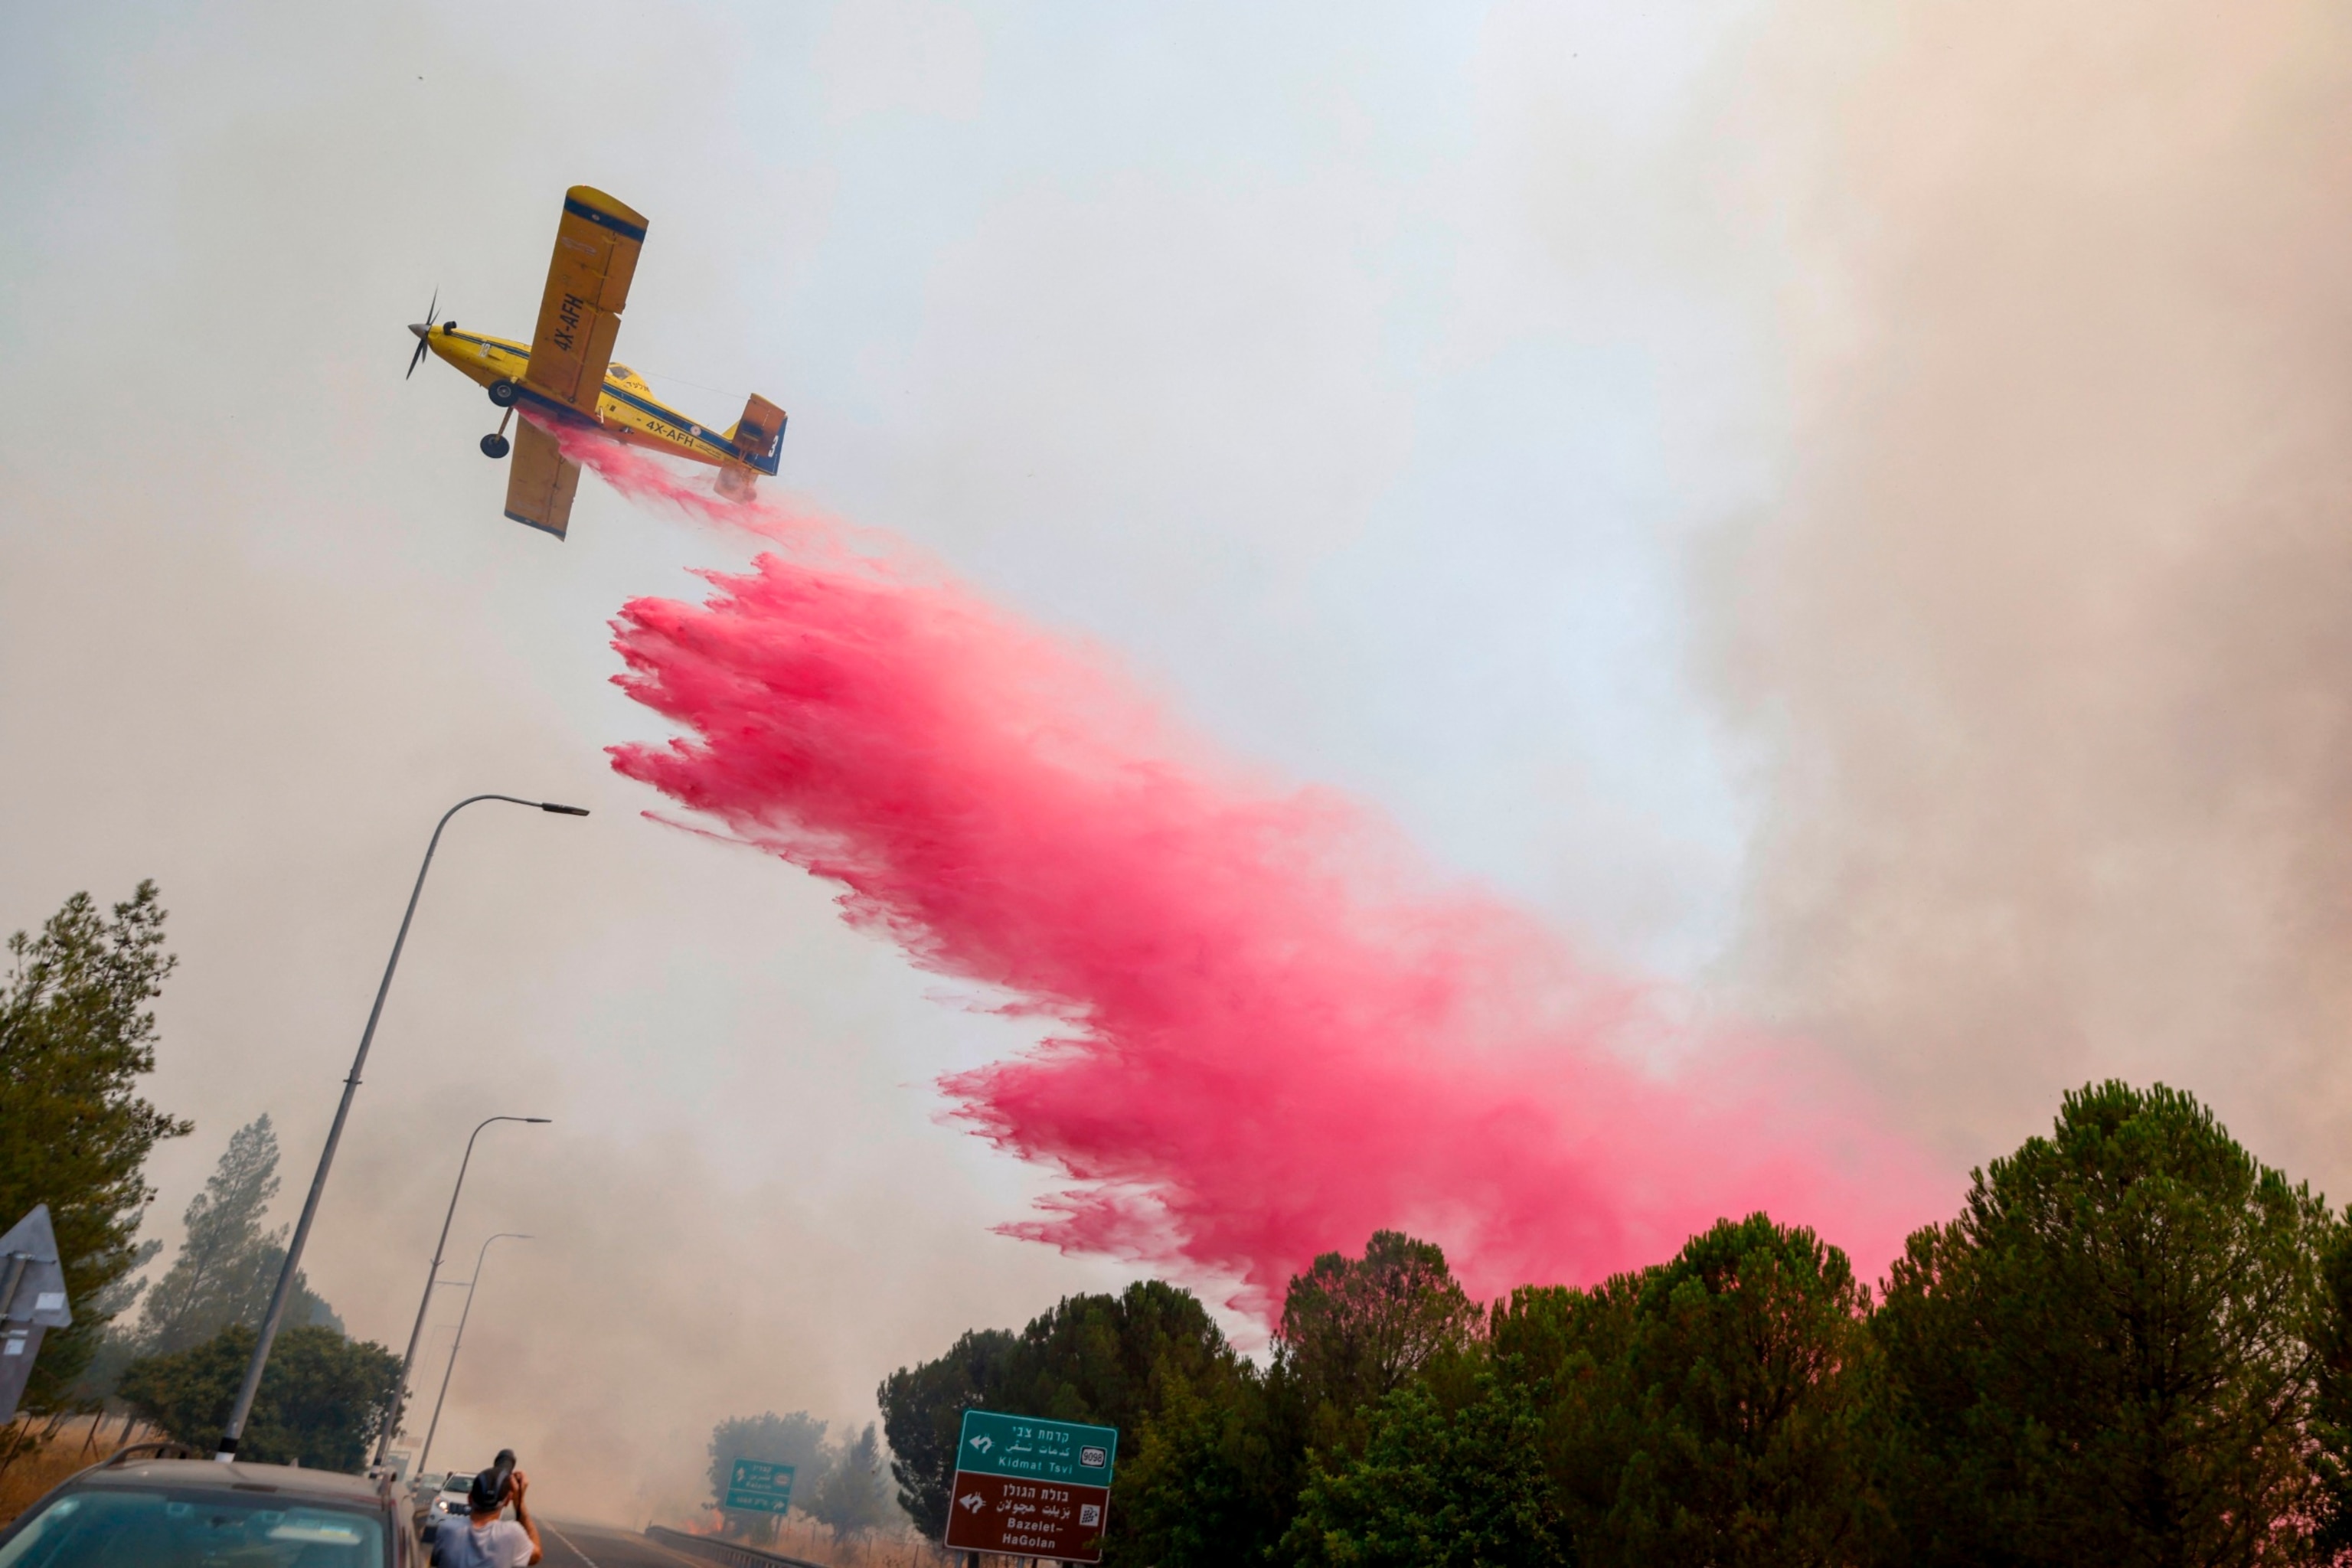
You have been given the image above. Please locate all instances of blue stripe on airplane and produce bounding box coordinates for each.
[453,335,778,471]
[509,383,599,426]
[563,197,647,243]
[596,381,743,460]
[511,374,740,461]
[504,508,569,539]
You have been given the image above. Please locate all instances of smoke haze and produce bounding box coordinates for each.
[11,0,2351,1536]
[1715,0,2352,1177]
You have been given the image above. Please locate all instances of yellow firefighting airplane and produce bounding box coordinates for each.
[405,185,786,540]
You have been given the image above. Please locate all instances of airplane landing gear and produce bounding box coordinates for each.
[488,379,518,407]
[481,406,514,459]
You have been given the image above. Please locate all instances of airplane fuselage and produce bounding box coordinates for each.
[412,321,749,470]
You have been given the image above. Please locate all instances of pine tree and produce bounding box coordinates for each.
[1282,1372,1567,1568]
[877,1328,1020,1537]
[709,1411,831,1544]
[0,882,191,1411]
[1873,1082,2332,1568]
[135,1114,339,1356]
[1279,1231,1486,1418]
[1498,1214,1880,1568]
[139,1116,281,1354]
[880,1281,1248,1540]
[1277,1230,1487,1467]
[806,1423,894,1539]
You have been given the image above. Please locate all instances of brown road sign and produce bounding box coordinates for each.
[942,1471,1110,1562]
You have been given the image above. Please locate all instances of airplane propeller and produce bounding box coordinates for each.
[406,288,440,379]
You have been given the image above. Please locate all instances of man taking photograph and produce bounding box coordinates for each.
[431,1450,541,1568]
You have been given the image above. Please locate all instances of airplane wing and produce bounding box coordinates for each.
[520,185,647,418]
[503,419,581,540]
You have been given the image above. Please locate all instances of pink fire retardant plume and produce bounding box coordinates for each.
[564,429,1942,1315]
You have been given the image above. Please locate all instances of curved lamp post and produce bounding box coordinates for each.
[216,795,586,1462]
[415,1231,532,1478]
[375,1116,552,1467]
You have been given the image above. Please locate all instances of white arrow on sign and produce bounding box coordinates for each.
[970,1435,994,1453]
[959,1491,985,1513]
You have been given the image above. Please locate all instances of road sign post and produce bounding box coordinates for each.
[0,1207,73,1426]
[942,1410,1118,1563]
[722,1458,795,1516]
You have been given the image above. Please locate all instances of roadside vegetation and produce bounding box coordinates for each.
[94,1112,393,1466]
[0,884,399,1478]
[706,1409,898,1547]
[17,884,2352,1565]
[0,1414,165,1526]
[0,882,191,1482]
[883,1082,2352,1568]
[0,880,190,1445]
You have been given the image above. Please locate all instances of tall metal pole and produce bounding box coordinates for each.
[215,795,587,1461]
[374,1116,550,1467]
[415,1232,531,1479]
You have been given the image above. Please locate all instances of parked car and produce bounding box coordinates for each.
[0,1442,417,1566]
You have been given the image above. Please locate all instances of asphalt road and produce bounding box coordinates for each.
[537,1519,720,1568]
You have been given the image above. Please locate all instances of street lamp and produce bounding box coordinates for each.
[375,1116,552,1467]
[216,795,587,1462]
[416,1232,531,1478]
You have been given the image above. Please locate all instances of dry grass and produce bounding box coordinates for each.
[0,1413,158,1527]
[776,1516,947,1566]
[680,1513,963,1568]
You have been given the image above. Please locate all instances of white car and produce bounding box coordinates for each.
[420,1470,477,1538]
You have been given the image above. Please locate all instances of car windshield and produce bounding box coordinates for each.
[0,1488,385,1568]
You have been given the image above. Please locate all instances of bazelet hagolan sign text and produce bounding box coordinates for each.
[942,1409,1118,1563]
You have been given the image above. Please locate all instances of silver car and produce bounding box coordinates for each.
[0,1442,417,1566]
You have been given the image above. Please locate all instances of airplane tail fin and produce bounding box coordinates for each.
[724,394,786,475]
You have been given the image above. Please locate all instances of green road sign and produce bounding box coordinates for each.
[948,1411,1119,1562]
[954,1410,1117,1486]
[723,1458,795,1514]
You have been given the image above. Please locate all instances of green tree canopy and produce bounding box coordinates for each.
[1118,1233,1478,1567]
[877,1327,1018,1537]
[1117,1357,1305,1568]
[995,1278,1240,1432]
[1496,1213,1877,1568]
[118,1322,399,1471]
[0,881,191,1411]
[1873,1080,2333,1568]
[2304,1223,2352,1557]
[876,1100,2352,1566]
[805,1422,895,1539]
[879,1279,1243,1541]
[1279,1231,1485,1420]
[1282,1372,1566,1568]
[1000,1282,1252,1566]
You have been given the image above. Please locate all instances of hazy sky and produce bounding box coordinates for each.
[7,0,2347,1529]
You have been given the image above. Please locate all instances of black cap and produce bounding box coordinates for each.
[469,1450,518,1513]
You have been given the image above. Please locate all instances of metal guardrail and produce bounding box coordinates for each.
[642,1524,828,1568]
